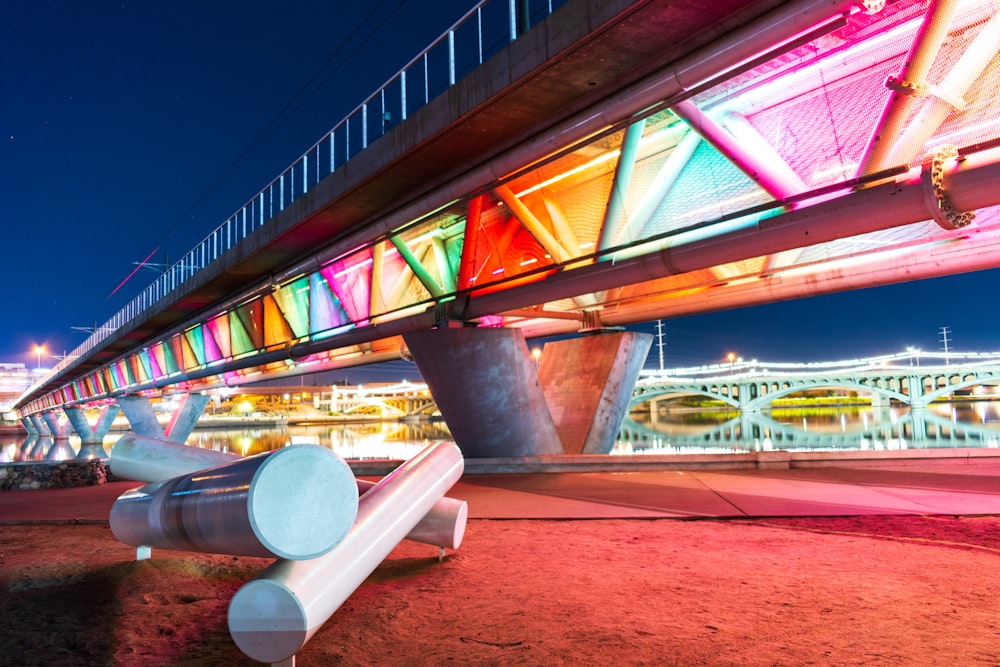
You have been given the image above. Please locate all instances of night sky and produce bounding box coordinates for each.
[3,1,999,377]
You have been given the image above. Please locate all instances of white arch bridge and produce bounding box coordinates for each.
[631,351,1000,413]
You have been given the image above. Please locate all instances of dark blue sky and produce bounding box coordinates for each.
[2,1,998,374]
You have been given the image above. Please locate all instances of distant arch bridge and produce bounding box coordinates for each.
[631,351,1000,412]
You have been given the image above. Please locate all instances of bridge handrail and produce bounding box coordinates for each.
[40,0,563,387]
[638,350,1000,383]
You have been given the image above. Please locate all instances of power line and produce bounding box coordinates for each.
[112,0,410,298]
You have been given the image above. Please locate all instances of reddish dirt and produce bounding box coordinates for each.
[2,516,999,666]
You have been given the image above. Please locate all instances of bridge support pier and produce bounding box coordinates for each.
[29,414,50,437]
[65,405,121,458]
[41,411,70,440]
[403,326,562,457]
[118,393,209,443]
[538,331,652,454]
[20,417,37,435]
[403,326,651,457]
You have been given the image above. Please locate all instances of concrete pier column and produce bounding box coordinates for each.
[870,391,887,411]
[29,414,50,437]
[537,331,652,454]
[21,417,37,434]
[117,396,164,438]
[736,382,752,412]
[65,405,120,444]
[66,405,121,458]
[118,393,209,443]
[41,411,71,440]
[403,326,563,457]
[162,393,210,443]
[906,374,927,410]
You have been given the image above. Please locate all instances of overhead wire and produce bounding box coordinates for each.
[107,0,412,300]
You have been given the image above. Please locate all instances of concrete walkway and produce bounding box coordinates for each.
[2,457,999,524]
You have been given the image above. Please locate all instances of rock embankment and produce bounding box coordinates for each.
[0,460,108,491]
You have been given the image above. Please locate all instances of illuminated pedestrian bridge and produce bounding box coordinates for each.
[15,0,1000,459]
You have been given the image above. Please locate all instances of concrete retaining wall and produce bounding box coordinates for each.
[350,448,1000,476]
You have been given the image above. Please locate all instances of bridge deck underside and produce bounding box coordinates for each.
[20,0,1000,414]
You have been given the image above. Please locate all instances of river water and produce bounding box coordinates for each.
[3,402,1000,461]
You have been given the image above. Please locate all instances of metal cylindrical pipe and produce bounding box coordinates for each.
[672,101,805,201]
[110,434,467,549]
[228,441,464,664]
[110,433,237,482]
[857,0,960,176]
[110,444,359,560]
[887,11,1000,167]
[356,477,468,550]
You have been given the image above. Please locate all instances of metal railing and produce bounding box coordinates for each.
[637,350,1000,382]
[46,0,563,382]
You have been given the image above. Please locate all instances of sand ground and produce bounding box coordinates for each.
[2,515,999,666]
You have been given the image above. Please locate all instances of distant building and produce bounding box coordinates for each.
[0,362,42,416]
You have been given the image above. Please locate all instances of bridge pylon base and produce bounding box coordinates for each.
[403,327,651,457]
[538,331,652,454]
[65,405,121,448]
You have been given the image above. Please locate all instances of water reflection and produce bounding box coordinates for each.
[3,402,1000,460]
[185,420,453,459]
[620,402,1000,454]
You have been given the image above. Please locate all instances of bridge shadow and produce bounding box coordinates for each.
[711,465,1000,496]
[0,541,269,666]
[0,560,129,665]
[745,515,1000,555]
[461,472,742,517]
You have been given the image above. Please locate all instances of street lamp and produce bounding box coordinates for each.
[727,352,736,375]
[531,347,542,366]
[33,345,45,370]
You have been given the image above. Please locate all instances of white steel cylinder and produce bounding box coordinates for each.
[111,434,467,549]
[357,478,467,550]
[228,441,464,664]
[110,433,237,482]
[110,444,358,560]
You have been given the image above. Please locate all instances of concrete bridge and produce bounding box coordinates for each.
[14,0,1000,458]
[632,350,1000,412]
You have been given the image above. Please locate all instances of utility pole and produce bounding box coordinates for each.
[939,326,952,365]
[655,320,666,372]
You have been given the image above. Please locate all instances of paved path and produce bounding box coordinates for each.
[2,458,999,523]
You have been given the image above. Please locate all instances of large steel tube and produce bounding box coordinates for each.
[110,444,359,560]
[110,435,467,549]
[357,478,468,550]
[857,0,960,176]
[228,441,464,664]
[110,433,237,482]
